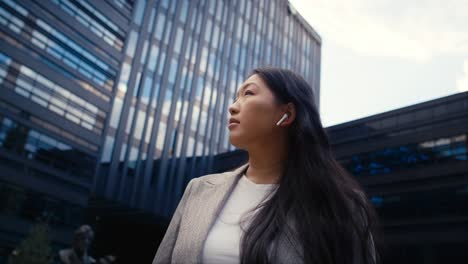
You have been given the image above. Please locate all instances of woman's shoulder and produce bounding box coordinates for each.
[189,170,238,187]
[188,164,248,188]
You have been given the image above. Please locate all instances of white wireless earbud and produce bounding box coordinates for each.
[276,113,289,126]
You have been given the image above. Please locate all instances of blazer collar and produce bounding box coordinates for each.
[192,163,249,261]
[203,163,250,187]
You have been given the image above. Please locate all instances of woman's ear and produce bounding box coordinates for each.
[280,102,296,126]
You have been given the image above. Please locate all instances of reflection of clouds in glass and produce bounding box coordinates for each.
[156,123,166,150]
[144,116,153,144]
[203,86,218,108]
[162,100,171,114]
[148,83,227,156]
[200,47,208,74]
[456,59,468,92]
[134,110,146,141]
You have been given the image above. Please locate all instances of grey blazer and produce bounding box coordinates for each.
[152,163,375,264]
[152,163,303,264]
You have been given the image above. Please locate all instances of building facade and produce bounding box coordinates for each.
[0,0,321,259]
[327,92,468,263]
[94,0,321,219]
[0,0,126,255]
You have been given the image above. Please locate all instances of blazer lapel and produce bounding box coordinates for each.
[190,164,249,262]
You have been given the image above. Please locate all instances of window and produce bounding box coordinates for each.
[50,0,124,50]
[342,134,468,177]
[125,31,139,57]
[155,13,166,40]
[0,55,105,134]
[174,28,184,54]
[0,4,116,90]
[180,0,189,23]
[133,0,145,25]
[168,59,178,84]
[0,116,96,179]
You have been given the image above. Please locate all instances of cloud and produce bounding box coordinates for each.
[290,0,468,61]
[456,59,468,92]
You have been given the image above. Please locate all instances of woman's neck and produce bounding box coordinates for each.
[246,138,287,184]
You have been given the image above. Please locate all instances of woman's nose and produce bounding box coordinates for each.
[228,102,239,115]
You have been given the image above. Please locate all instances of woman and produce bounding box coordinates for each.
[153,67,381,264]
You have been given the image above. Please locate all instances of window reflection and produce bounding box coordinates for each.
[180,0,189,23]
[168,59,178,84]
[141,76,153,104]
[50,0,124,51]
[0,115,96,179]
[125,30,139,57]
[134,110,146,141]
[0,53,105,134]
[156,122,167,153]
[148,44,160,72]
[133,0,145,25]
[174,28,184,54]
[163,20,173,45]
[370,185,468,219]
[0,2,115,91]
[342,134,467,177]
[112,0,133,13]
[109,97,123,128]
[155,13,166,40]
[0,32,110,102]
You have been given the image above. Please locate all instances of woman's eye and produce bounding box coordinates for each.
[244,90,254,96]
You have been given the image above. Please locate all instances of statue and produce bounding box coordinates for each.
[58,225,96,264]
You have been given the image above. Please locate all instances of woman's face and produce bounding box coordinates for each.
[228,74,285,149]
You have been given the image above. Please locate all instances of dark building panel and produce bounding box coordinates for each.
[0,0,127,256]
[327,91,468,263]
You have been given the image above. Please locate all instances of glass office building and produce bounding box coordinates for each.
[0,0,125,253]
[95,0,321,218]
[0,0,321,256]
[327,91,468,263]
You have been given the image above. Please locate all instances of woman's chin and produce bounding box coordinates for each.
[229,134,246,149]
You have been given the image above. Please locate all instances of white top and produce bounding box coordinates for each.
[201,174,279,264]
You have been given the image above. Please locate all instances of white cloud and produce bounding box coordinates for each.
[456,59,468,92]
[290,0,468,61]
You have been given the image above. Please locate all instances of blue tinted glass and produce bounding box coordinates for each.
[155,14,166,40]
[147,8,156,33]
[161,0,169,9]
[1,6,115,88]
[152,82,161,106]
[196,77,204,98]
[174,28,184,54]
[204,20,212,42]
[0,115,96,178]
[133,0,145,25]
[141,76,153,103]
[157,52,166,75]
[168,59,178,84]
[180,1,189,23]
[0,55,105,133]
[148,44,159,72]
[125,31,139,57]
[164,21,173,45]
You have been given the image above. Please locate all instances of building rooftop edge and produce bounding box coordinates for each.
[287,1,322,45]
[326,91,468,130]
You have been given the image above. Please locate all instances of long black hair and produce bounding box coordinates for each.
[239,67,382,264]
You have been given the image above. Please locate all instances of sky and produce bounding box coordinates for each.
[289,0,468,127]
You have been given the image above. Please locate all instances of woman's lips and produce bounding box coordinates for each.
[228,117,240,129]
[228,122,239,129]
